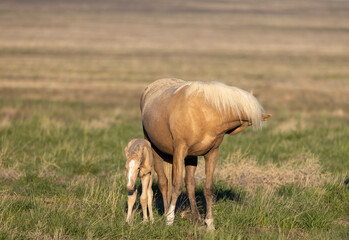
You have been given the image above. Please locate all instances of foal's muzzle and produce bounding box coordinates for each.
[128,190,135,195]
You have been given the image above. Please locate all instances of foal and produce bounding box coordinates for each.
[125,139,154,223]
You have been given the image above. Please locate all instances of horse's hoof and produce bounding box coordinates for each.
[194,217,202,224]
[206,224,215,231]
[166,220,174,225]
[166,218,174,225]
[166,215,175,225]
[205,218,215,231]
[166,205,175,225]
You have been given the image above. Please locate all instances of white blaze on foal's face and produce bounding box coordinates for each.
[127,160,135,185]
[126,159,140,190]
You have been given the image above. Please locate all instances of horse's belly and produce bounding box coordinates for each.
[142,114,174,155]
[187,134,221,156]
[147,130,174,155]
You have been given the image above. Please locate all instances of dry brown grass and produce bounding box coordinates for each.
[0,106,18,129]
[0,163,24,182]
[196,152,330,191]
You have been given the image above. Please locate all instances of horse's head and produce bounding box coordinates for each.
[124,147,142,193]
[228,114,272,135]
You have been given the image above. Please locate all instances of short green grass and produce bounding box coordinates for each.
[0,100,348,239]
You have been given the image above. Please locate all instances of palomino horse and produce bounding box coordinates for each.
[140,78,271,230]
[125,139,154,223]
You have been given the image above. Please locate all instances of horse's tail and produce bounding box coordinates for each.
[163,160,172,206]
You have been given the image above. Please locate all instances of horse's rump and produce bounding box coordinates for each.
[140,78,184,111]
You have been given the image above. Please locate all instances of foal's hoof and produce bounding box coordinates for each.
[180,209,191,219]
[205,218,215,231]
[180,209,202,224]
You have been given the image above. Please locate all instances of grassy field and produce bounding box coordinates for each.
[0,0,349,239]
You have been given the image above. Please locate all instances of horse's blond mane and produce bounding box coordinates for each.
[175,81,265,129]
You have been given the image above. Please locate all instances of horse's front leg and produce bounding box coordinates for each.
[204,147,219,231]
[166,144,187,225]
[126,189,137,223]
[140,174,150,222]
[152,149,169,214]
[185,156,200,223]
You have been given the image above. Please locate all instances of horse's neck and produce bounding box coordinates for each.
[219,114,251,135]
[220,120,241,133]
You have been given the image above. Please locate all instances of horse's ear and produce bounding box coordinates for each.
[262,114,272,121]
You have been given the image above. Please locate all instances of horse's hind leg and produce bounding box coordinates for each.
[185,156,200,223]
[148,172,154,223]
[204,147,219,231]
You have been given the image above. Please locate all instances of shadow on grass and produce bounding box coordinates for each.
[125,181,245,218]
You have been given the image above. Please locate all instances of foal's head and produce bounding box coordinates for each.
[124,146,142,193]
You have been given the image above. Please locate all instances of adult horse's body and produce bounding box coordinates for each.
[141,78,271,230]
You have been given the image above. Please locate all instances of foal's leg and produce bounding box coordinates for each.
[140,174,150,222]
[185,156,200,223]
[126,189,137,223]
[148,172,154,223]
[166,144,187,225]
[204,147,219,231]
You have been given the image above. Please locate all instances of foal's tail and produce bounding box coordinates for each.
[163,161,172,205]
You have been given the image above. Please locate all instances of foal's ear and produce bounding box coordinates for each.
[145,140,151,148]
[124,146,129,157]
[262,114,272,121]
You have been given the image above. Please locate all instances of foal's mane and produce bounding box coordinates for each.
[175,81,265,129]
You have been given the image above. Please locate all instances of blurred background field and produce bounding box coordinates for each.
[0,0,348,239]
